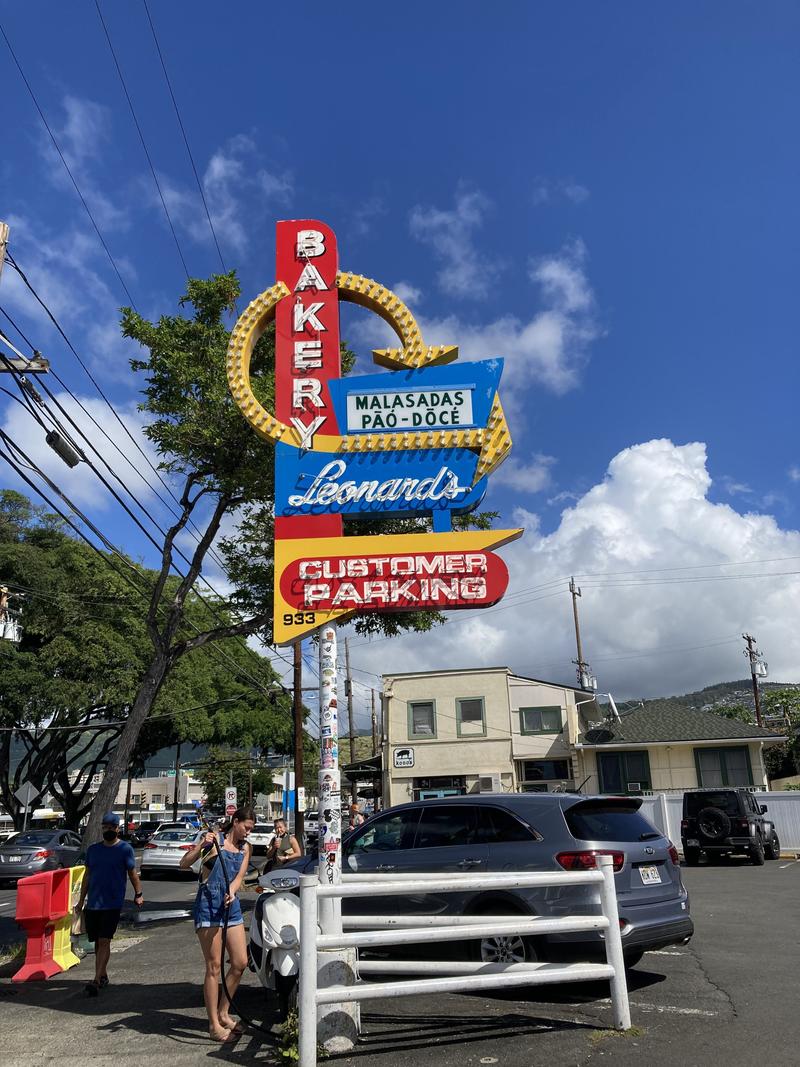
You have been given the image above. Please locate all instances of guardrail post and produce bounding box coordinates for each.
[299,874,319,1067]
[597,855,631,1030]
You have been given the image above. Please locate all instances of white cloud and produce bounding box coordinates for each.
[161,134,292,257]
[1,391,162,512]
[39,95,129,232]
[789,466,800,482]
[347,239,599,399]
[532,177,590,207]
[492,454,556,495]
[392,281,423,306]
[409,187,497,299]
[347,439,800,699]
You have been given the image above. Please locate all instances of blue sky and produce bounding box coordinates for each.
[2,2,800,714]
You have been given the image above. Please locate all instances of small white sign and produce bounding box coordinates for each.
[14,782,40,809]
[347,388,473,433]
[224,787,237,806]
[393,747,415,769]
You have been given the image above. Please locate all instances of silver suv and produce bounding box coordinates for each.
[300,793,693,967]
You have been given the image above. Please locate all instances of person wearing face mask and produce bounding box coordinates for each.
[76,811,144,996]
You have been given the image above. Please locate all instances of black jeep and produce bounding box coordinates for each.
[681,788,780,866]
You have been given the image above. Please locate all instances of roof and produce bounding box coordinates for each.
[383,665,588,693]
[578,706,785,746]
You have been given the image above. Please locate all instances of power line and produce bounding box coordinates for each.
[93,0,190,277]
[141,0,228,273]
[0,21,137,308]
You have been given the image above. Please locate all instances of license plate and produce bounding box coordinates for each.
[687,839,699,847]
[7,855,23,863]
[639,864,662,885]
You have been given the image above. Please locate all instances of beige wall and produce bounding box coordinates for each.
[383,668,514,806]
[576,741,769,793]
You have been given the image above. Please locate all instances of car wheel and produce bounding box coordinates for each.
[765,831,780,861]
[684,848,701,866]
[467,907,539,964]
[749,837,765,866]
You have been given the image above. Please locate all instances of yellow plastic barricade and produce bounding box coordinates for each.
[52,865,84,972]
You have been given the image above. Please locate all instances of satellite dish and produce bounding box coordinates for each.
[584,727,615,744]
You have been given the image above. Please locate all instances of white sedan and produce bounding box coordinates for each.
[248,822,275,854]
[140,828,204,877]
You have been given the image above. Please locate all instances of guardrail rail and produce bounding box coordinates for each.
[298,854,630,1066]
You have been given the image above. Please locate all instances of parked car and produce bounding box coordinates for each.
[128,821,162,847]
[304,811,319,840]
[286,794,693,968]
[140,828,204,878]
[248,822,275,854]
[681,788,780,866]
[0,829,82,886]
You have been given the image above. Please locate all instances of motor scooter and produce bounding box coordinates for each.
[248,868,301,1018]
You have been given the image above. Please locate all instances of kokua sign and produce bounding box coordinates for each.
[226,219,522,644]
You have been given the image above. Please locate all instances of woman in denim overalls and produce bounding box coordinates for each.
[180,807,254,1041]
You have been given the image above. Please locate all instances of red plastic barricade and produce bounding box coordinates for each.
[13,868,71,982]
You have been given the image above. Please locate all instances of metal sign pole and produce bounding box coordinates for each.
[317,623,342,934]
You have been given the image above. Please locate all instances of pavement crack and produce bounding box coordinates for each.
[686,943,738,1018]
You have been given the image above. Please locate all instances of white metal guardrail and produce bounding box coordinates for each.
[298,854,631,1067]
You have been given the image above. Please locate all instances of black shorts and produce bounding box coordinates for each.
[84,908,122,942]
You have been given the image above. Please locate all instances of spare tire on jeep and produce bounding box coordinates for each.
[697,807,731,840]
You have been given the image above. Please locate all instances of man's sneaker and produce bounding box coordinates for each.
[85,981,100,997]
[98,976,110,988]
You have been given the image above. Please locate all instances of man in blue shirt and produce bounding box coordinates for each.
[76,812,144,995]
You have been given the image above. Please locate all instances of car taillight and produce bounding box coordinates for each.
[738,819,750,832]
[178,844,193,851]
[144,843,158,849]
[668,843,679,865]
[556,850,625,873]
[33,850,54,859]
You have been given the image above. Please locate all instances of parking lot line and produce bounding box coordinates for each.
[647,950,685,956]
[598,998,719,1018]
[0,902,12,909]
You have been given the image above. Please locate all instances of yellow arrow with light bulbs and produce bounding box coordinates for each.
[226,273,512,482]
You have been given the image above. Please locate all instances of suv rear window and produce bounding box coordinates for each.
[684,792,741,816]
[564,801,661,843]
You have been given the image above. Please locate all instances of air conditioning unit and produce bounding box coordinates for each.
[626,781,642,793]
[479,772,503,793]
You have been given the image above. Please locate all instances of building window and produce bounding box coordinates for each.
[408,700,437,738]
[412,776,466,801]
[596,751,652,794]
[151,794,163,805]
[519,706,562,734]
[456,697,486,736]
[694,746,753,787]
[520,759,571,783]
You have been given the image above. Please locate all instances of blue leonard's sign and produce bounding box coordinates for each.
[274,443,487,532]
[274,359,502,532]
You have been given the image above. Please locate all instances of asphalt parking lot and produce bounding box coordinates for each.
[0,858,798,1065]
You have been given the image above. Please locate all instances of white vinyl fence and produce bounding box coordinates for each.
[298,856,630,1067]
[640,791,800,851]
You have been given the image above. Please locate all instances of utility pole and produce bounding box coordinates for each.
[172,740,181,821]
[569,577,596,691]
[124,770,133,832]
[344,637,356,803]
[371,689,377,756]
[743,633,767,727]
[293,641,304,841]
[0,223,49,375]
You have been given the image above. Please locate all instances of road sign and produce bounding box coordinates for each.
[14,782,40,809]
[225,786,237,816]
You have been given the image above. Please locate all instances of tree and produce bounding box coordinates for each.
[0,489,291,829]
[195,746,272,810]
[84,273,455,846]
[713,703,755,725]
[761,688,800,781]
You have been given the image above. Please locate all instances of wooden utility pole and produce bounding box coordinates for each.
[743,633,764,727]
[345,637,356,803]
[293,641,304,841]
[0,223,49,374]
[371,689,377,756]
[172,740,181,821]
[569,577,594,690]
